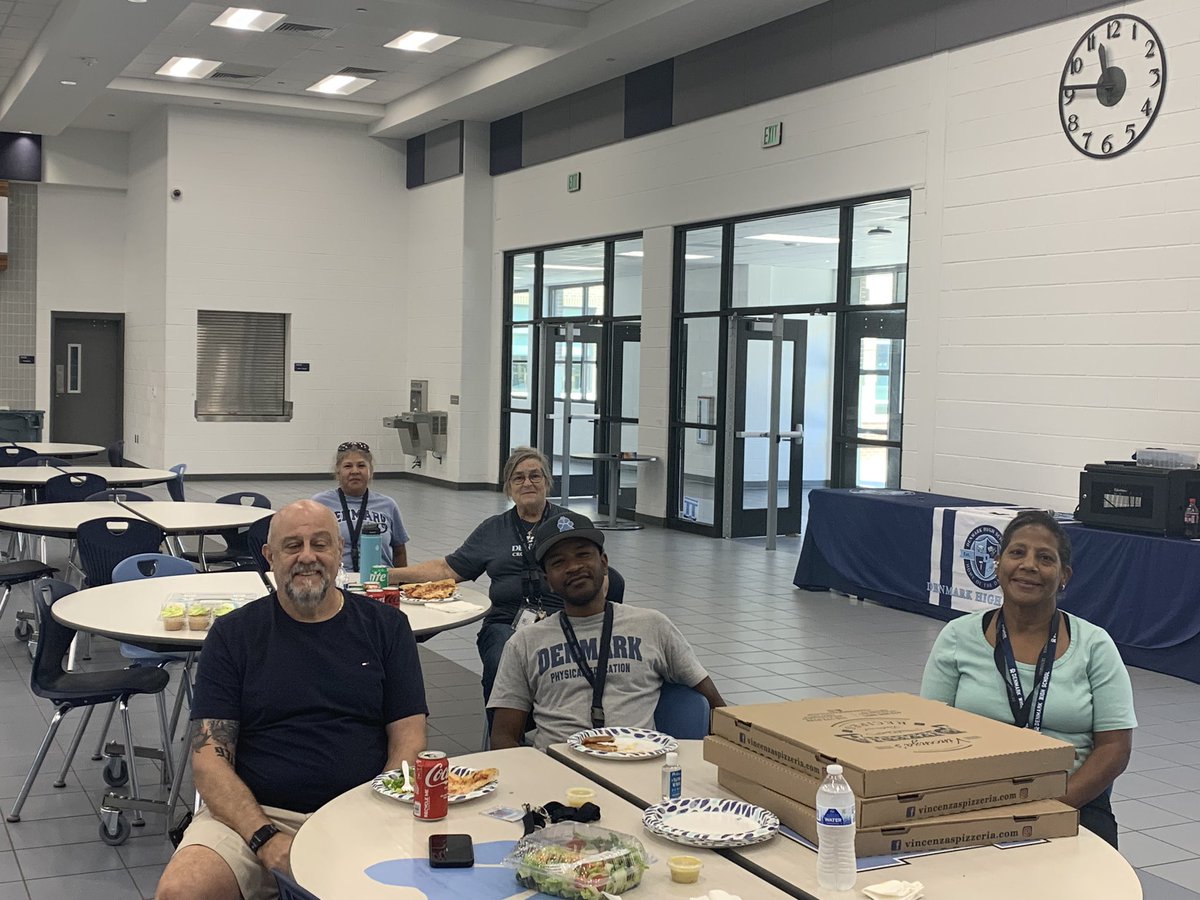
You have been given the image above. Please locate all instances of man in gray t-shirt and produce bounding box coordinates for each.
[488,511,724,751]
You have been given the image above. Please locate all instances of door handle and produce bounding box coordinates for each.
[734,431,769,438]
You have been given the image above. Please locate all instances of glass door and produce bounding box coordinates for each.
[837,310,905,488]
[604,321,641,519]
[540,322,603,499]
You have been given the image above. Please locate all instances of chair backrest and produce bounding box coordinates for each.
[0,446,36,466]
[168,463,187,501]
[247,514,273,573]
[273,869,321,900]
[606,565,625,604]
[216,491,271,509]
[106,440,125,467]
[44,472,109,504]
[85,489,153,502]
[113,553,195,582]
[30,578,79,698]
[76,517,166,589]
[654,681,711,740]
[17,455,69,467]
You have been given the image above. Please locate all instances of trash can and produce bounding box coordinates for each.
[0,409,45,442]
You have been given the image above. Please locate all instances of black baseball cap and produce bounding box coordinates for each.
[533,510,605,565]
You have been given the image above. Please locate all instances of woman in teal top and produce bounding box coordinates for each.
[920,510,1135,849]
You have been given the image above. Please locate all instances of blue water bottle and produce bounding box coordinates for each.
[359,521,383,583]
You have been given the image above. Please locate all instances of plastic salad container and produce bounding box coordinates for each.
[503,823,652,899]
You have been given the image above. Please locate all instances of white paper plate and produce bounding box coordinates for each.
[371,765,498,804]
[643,797,779,848]
[567,727,678,760]
[398,591,462,605]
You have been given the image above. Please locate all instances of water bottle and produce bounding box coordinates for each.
[661,751,681,802]
[1185,498,1200,540]
[358,521,383,583]
[816,764,856,891]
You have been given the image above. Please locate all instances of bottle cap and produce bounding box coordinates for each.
[665,751,678,766]
[826,763,843,775]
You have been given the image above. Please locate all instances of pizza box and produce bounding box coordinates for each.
[710,693,1075,797]
[703,735,1066,827]
[718,768,1078,856]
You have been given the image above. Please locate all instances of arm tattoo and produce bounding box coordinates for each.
[190,718,240,766]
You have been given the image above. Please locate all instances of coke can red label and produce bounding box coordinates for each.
[414,750,449,821]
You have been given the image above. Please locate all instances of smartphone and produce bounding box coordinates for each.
[428,833,474,868]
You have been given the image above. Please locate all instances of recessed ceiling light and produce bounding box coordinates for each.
[127,0,148,4]
[59,80,77,86]
[211,7,286,31]
[385,30,460,52]
[17,130,31,134]
[522,264,604,272]
[745,233,839,244]
[307,73,375,95]
[867,226,893,235]
[156,57,222,79]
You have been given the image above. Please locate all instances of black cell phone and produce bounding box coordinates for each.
[428,833,474,868]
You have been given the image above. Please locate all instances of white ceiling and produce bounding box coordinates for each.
[0,0,831,138]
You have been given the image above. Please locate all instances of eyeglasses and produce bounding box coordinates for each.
[510,471,545,485]
[338,441,370,453]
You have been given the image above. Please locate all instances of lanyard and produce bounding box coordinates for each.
[338,489,370,571]
[991,609,1061,731]
[558,603,615,729]
[511,506,551,601]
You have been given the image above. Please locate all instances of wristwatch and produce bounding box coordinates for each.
[247,823,281,855]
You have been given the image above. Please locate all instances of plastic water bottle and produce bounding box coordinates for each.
[816,764,856,891]
[1185,498,1200,540]
[358,521,383,583]
[661,751,681,802]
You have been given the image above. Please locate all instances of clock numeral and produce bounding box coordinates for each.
[1062,89,1076,105]
[1145,39,1157,58]
[1101,134,1114,154]
[1126,124,1137,144]
[1142,98,1152,117]
[1070,56,1084,74]
[1106,19,1121,39]
[1087,33,1097,51]
[1067,114,1080,133]
[1150,68,1161,87]
[1132,22,1138,40]
[1081,131,1093,151]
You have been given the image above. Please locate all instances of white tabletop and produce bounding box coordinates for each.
[51,571,492,646]
[548,741,1143,900]
[0,466,178,488]
[0,500,268,537]
[5,442,105,458]
[290,746,795,900]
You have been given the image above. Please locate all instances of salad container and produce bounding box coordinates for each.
[502,823,652,899]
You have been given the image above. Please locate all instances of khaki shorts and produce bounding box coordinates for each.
[176,804,311,900]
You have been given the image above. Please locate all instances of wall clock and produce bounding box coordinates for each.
[1058,14,1165,158]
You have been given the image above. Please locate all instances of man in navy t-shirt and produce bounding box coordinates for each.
[156,501,428,900]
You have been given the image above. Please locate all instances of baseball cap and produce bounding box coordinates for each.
[533,510,605,565]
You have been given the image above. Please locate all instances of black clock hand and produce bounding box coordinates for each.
[1063,82,1104,91]
[1098,43,1108,74]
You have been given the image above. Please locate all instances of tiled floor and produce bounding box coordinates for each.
[1,474,1198,898]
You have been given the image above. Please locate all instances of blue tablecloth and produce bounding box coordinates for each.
[795,488,1200,684]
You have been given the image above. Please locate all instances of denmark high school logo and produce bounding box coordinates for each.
[959,525,1002,591]
[556,516,575,533]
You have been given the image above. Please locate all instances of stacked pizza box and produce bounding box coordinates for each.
[703,693,1079,856]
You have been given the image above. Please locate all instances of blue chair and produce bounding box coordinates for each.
[44,473,109,504]
[86,489,153,502]
[183,492,271,568]
[0,446,36,466]
[167,464,187,501]
[273,869,321,900]
[112,554,195,582]
[245,514,273,574]
[654,682,711,740]
[106,441,124,467]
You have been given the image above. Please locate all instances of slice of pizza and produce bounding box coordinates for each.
[448,767,499,795]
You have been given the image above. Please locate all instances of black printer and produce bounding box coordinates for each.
[1077,461,1200,536]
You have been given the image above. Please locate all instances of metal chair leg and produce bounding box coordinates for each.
[119,698,145,827]
[91,702,117,761]
[0,584,11,621]
[155,690,174,784]
[5,706,69,822]
[55,705,95,788]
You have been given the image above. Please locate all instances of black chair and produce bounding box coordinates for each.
[3,578,169,842]
[0,446,36,466]
[245,513,273,573]
[607,565,625,603]
[85,489,153,502]
[167,463,187,501]
[44,473,109,504]
[0,559,58,642]
[106,441,125,467]
[77,518,166,588]
[182,492,270,568]
[273,869,321,900]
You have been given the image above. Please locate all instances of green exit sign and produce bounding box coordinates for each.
[567,171,582,192]
[762,122,783,149]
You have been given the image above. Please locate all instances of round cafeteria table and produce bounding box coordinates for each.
[0,466,178,490]
[547,740,1143,900]
[290,746,795,900]
[7,442,106,458]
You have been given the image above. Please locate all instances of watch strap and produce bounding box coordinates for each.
[247,823,281,854]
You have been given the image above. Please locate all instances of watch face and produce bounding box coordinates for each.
[1058,14,1165,159]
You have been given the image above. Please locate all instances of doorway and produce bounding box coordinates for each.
[49,314,123,446]
[539,322,602,498]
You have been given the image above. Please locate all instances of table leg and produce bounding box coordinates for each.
[608,458,620,528]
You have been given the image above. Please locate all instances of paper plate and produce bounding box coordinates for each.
[643,797,779,848]
[371,766,498,804]
[398,591,462,605]
[567,727,678,760]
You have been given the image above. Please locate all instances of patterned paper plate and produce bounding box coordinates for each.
[643,797,779,848]
[567,727,678,760]
[398,591,462,605]
[371,766,499,804]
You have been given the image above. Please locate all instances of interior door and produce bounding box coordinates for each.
[604,322,641,518]
[731,317,807,538]
[540,322,602,498]
[50,315,123,446]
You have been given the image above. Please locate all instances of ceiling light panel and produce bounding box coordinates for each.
[385,31,460,52]
[307,73,375,95]
[212,8,286,32]
[745,233,839,244]
[157,57,222,79]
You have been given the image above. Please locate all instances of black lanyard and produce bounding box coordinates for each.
[511,506,551,601]
[338,489,370,570]
[991,609,1062,731]
[558,603,615,729]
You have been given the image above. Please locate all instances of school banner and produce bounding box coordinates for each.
[927,506,1026,613]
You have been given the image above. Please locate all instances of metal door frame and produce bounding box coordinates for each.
[537,320,604,500]
[49,312,125,443]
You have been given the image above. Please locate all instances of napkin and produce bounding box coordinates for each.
[426,600,484,614]
[863,880,925,900]
[689,892,742,900]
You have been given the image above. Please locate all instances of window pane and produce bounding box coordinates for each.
[850,197,909,305]
[732,208,839,308]
[681,227,722,312]
[612,238,643,317]
[842,310,904,442]
[848,444,900,489]
[679,428,716,525]
[508,412,531,454]
[542,244,605,316]
[511,253,535,322]
[509,325,531,409]
[679,317,720,425]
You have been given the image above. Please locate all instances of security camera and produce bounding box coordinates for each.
[171,188,182,199]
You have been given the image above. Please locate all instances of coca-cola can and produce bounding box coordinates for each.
[414,750,449,821]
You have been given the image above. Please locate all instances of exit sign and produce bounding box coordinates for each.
[567,171,582,193]
[762,122,783,149]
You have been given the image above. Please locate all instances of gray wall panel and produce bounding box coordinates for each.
[826,0,939,83]
[569,78,624,154]
[523,95,573,167]
[743,4,834,107]
[424,122,464,183]
[673,32,753,126]
[935,0,1068,49]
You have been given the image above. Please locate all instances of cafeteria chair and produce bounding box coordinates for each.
[16,455,70,467]
[4,578,170,848]
[0,559,58,642]
[273,869,321,900]
[44,472,109,504]
[246,513,273,573]
[654,681,712,740]
[106,440,125,467]
[0,445,36,466]
[181,491,271,570]
[167,463,187,501]
[86,488,154,502]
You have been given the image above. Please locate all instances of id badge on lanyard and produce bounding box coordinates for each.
[512,601,547,631]
[511,509,547,631]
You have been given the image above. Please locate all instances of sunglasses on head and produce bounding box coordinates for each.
[338,441,371,453]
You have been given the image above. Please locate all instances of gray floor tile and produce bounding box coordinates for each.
[0,883,28,900]
[115,837,175,869]
[1152,769,1200,792]
[1145,859,1200,895]
[1115,773,1188,801]
[1146,823,1200,855]
[1137,869,1200,900]
[24,869,140,900]
[1118,831,1200,867]
[1114,799,1192,832]
[126,864,164,900]
[15,842,125,880]
[4,814,108,850]
[1149,793,1200,821]
[0,793,96,822]
[0,852,19,885]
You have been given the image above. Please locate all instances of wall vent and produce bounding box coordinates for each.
[338,66,387,77]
